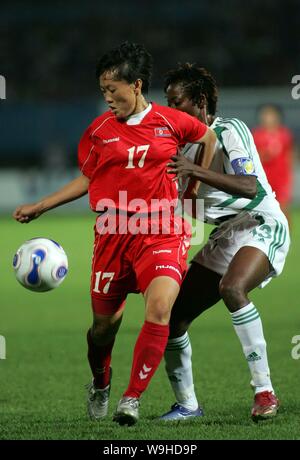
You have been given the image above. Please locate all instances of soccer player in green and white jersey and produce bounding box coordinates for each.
[160,64,290,421]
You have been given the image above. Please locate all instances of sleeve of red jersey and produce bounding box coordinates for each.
[78,126,97,178]
[176,110,208,143]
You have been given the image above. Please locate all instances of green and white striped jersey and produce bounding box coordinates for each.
[181,116,283,225]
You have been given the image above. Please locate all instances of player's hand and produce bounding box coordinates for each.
[167,154,201,181]
[13,203,43,223]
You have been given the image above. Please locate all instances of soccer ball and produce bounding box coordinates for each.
[13,238,68,292]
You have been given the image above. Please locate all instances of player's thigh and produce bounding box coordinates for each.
[220,245,271,293]
[170,262,222,327]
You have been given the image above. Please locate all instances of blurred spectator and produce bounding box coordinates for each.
[253,104,294,226]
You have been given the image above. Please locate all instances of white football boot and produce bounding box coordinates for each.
[86,368,112,420]
[113,396,140,426]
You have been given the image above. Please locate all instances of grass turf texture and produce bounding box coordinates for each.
[0,211,299,440]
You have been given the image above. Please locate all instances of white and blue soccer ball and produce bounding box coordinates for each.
[13,238,68,292]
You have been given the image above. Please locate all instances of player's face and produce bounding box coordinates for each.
[100,72,138,119]
[259,107,281,129]
[166,83,200,118]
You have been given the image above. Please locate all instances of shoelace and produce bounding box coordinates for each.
[124,397,140,409]
[86,383,109,402]
[171,403,195,413]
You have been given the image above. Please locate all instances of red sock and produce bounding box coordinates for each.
[124,321,169,399]
[87,329,114,389]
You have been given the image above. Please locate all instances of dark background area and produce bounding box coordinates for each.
[1,0,299,101]
[0,0,299,177]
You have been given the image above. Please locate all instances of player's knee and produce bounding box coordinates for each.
[146,298,171,325]
[219,278,246,309]
[169,319,189,338]
[91,320,116,344]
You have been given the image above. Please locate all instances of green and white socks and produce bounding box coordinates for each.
[231,302,274,394]
[164,332,199,411]
[164,303,274,409]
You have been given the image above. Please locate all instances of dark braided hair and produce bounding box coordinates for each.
[96,42,153,94]
[164,63,218,116]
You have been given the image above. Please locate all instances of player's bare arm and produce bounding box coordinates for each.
[13,174,90,223]
[194,127,217,169]
[167,153,257,199]
[182,127,216,198]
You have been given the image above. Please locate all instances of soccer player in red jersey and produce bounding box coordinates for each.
[13,42,216,426]
[253,104,294,225]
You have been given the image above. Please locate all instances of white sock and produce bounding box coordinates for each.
[231,302,274,394]
[164,332,199,410]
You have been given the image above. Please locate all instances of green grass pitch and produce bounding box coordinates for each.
[0,210,299,440]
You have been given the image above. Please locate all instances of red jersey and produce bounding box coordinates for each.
[252,126,293,204]
[78,102,207,212]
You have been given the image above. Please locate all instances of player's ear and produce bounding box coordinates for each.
[198,95,208,124]
[134,79,143,94]
[198,94,207,110]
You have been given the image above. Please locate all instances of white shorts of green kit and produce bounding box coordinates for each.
[193,211,290,288]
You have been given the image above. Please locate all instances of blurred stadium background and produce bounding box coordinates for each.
[1,0,300,441]
[0,0,300,211]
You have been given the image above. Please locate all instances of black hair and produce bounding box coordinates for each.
[96,41,153,94]
[164,63,218,116]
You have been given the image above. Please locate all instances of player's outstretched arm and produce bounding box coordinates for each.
[13,174,89,223]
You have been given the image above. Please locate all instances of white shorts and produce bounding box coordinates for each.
[193,211,290,288]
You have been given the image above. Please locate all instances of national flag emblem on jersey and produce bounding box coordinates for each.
[244,159,255,174]
[154,127,172,137]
